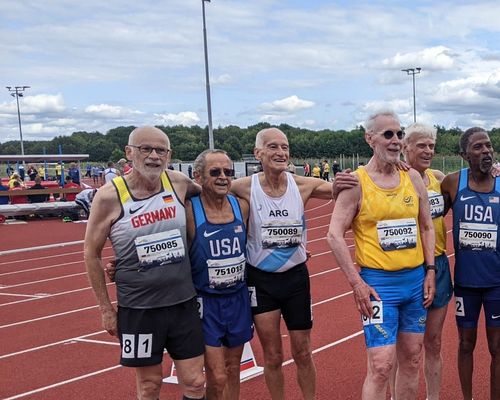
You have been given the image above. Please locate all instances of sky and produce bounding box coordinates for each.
[2,0,500,142]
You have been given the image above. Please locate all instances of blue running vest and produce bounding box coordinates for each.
[190,195,247,294]
[453,168,500,287]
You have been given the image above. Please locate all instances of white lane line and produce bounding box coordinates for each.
[0,284,110,308]
[0,272,87,289]
[0,292,46,298]
[304,200,332,213]
[0,254,114,277]
[2,364,123,400]
[0,330,108,360]
[0,240,84,257]
[75,338,120,346]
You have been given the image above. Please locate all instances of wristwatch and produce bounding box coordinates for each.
[425,264,437,272]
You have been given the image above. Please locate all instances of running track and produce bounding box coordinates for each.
[0,199,492,399]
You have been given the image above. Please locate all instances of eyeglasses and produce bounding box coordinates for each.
[128,145,170,157]
[381,130,405,140]
[209,168,235,177]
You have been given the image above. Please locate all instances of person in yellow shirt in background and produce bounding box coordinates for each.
[322,160,330,181]
[311,163,321,178]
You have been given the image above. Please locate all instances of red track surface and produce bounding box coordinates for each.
[0,199,492,399]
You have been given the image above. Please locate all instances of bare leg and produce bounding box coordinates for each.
[395,332,424,400]
[363,345,396,400]
[486,326,500,400]
[223,345,244,400]
[289,329,316,400]
[424,305,448,400]
[135,364,163,400]
[254,310,285,400]
[457,327,477,400]
[175,355,206,399]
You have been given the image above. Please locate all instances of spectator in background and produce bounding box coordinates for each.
[0,181,8,205]
[27,165,37,181]
[332,160,341,176]
[122,161,132,175]
[304,162,311,177]
[312,163,321,178]
[287,160,296,174]
[28,176,49,203]
[86,163,92,178]
[10,181,28,204]
[6,165,14,178]
[55,163,62,180]
[188,164,193,179]
[68,163,80,185]
[18,165,25,181]
[103,161,119,184]
[8,173,23,189]
[38,165,46,180]
[63,176,79,201]
[91,165,100,185]
[322,160,330,181]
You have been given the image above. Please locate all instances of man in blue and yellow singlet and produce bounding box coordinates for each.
[327,111,436,400]
[85,126,206,400]
[187,149,253,400]
[441,127,500,400]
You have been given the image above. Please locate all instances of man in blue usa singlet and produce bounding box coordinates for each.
[85,126,205,400]
[441,127,500,400]
[187,149,253,400]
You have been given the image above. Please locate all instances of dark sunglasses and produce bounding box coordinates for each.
[209,168,235,177]
[381,130,405,140]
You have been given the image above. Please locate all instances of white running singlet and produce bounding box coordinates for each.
[246,172,307,272]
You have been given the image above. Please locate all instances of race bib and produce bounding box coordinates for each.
[361,301,384,326]
[428,190,444,219]
[376,218,417,251]
[261,219,303,248]
[459,221,497,250]
[207,254,246,289]
[135,229,185,269]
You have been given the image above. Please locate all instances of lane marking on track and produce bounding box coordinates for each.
[0,284,113,308]
[0,301,115,330]
[0,272,87,289]
[0,245,114,267]
[0,292,48,298]
[0,330,109,360]
[0,253,114,277]
[0,240,84,257]
[2,364,123,400]
[304,199,332,213]
[74,338,120,346]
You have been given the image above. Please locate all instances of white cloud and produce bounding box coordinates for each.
[154,111,200,126]
[84,104,142,119]
[382,46,456,71]
[260,95,315,114]
[212,74,233,85]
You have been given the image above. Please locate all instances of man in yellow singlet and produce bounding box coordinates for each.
[327,111,436,400]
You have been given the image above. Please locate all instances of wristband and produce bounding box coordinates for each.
[425,264,436,272]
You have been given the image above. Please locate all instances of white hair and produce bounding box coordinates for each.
[363,110,400,132]
[403,123,437,144]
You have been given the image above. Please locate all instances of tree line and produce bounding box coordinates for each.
[1,124,499,162]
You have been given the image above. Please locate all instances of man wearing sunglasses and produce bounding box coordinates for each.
[84,126,206,400]
[327,110,436,400]
[230,127,344,400]
[187,149,253,400]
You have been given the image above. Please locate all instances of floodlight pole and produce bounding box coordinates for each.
[401,68,421,123]
[202,0,214,149]
[6,85,30,165]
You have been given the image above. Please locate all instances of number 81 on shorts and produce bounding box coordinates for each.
[361,301,384,326]
[121,333,153,359]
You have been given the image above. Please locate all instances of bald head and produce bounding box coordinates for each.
[255,128,287,149]
[128,126,171,149]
